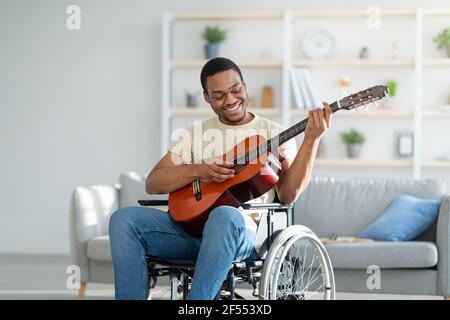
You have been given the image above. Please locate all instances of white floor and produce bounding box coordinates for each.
[0,254,442,300]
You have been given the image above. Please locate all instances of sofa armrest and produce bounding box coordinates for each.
[437,195,450,297]
[69,185,119,282]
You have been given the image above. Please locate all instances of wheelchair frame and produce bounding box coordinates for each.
[139,200,334,300]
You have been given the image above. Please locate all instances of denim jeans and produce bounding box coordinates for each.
[109,205,258,300]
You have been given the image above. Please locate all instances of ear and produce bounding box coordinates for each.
[203,91,210,104]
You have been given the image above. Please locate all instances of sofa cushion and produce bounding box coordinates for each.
[295,176,446,238]
[359,194,441,241]
[119,172,168,208]
[87,235,112,262]
[324,241,438,269]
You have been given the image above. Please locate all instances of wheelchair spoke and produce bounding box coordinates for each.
[260,226,335,300]
[304,244,316,290]
[294,256,318,291]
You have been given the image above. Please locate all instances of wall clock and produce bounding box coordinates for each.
[302,30,335,59]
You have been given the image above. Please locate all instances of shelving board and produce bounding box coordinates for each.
[315,158,413,168]
[291,109,414,118]
[170,59,283,69]
[292,59,415,68]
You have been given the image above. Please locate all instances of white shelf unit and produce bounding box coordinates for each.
[161,9,450,178]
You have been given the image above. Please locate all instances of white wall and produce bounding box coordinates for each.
[0,0,448,254]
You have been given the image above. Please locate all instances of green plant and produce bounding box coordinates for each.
[434,27,450,49]
[341,129,365,145]
[386,80,397,97]
[202,25,227,44]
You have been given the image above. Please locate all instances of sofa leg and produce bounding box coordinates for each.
[78,282,86,300]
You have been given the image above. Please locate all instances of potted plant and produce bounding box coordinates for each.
[385,79,397,108]
[341,129,365,158]
[386,80,397,97]
[202,25,227,59]
[434,27,450,58]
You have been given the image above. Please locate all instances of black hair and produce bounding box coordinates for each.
[200,57,244,92]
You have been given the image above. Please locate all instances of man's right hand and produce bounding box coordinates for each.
[194,158,235,183]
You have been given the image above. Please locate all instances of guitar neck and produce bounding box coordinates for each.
[234,101,342,165]
[266,100,341,150]
[232,84,389,165]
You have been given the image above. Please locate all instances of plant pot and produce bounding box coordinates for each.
[185,91,199,107]
[346,144,362,158]
[204,43,220,59]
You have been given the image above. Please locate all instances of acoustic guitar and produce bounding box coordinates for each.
[168,85,390,236]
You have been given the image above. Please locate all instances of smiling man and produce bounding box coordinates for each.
[109,57,332,300]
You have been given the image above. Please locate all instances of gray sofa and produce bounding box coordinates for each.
[69,172,449,298]
[295,176,449,298]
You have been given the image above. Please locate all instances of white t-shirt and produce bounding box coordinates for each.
[168,112,298,223]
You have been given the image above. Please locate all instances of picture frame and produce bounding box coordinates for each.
[394,131,414,158]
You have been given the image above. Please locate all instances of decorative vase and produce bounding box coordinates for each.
[204,43,220,59]
[262,86,273,108]
[185,91,199,107]
[347,144,362,158]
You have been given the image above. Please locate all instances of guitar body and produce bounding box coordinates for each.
[168,135,281,237]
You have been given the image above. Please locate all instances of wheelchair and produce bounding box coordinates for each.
[138,200,335,300]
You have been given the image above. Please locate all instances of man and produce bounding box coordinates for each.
[109,57,332,300]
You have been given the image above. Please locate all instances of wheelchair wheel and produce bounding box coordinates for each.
[259,225,335,300]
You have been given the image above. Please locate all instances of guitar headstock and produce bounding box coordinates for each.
[339,85,389,111]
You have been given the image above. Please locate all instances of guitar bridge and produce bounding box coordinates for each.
[192,179,202,201]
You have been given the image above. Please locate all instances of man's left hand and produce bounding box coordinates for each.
[304,101,332,143]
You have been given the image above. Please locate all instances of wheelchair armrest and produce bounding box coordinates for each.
[138,200,169,206]
[138,201,294,209]
[241,202,294,210]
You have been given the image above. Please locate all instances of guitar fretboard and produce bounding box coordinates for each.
[233,101,340,165]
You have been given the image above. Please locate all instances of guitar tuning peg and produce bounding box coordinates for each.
[374,102,379,108]
[364,104,369,112]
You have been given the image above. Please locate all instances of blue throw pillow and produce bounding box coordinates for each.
[358,194,441,241]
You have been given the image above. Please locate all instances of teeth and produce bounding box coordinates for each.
[226,103,241,111]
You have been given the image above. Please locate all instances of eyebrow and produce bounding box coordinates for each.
[211,82,240,94]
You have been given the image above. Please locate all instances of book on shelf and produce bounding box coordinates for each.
[296,68,314,109]
[289,68,304,109]
[290,67,320,110]
[302,68,321,108]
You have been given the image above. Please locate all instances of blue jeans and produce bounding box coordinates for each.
[109,205,258,300]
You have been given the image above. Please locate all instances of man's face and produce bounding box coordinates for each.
[204,69,248,124]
